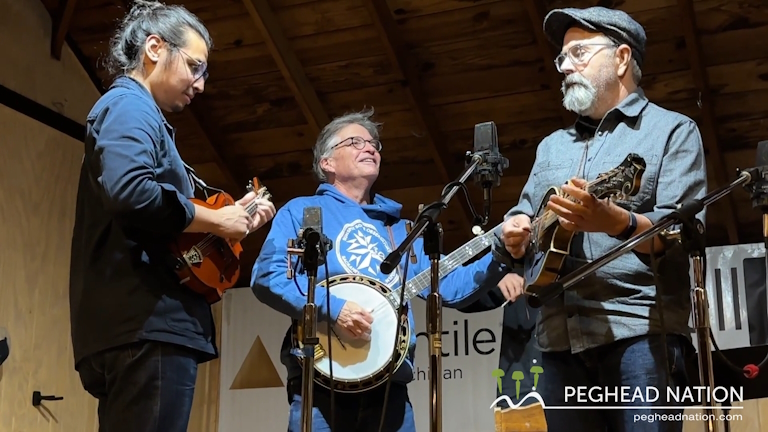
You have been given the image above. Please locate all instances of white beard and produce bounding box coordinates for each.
[561,65,614,117]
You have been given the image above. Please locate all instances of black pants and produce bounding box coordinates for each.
[78,340,199,432]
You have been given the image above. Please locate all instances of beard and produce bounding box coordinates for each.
[561,74,598,116]
[561,64,614,117]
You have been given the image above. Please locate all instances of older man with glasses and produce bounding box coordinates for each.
[493,6,706,432]
[251,108,511,432]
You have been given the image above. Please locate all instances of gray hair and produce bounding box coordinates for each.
[312,108,382,182]
[106,0,213,77]
[630,58,642,84]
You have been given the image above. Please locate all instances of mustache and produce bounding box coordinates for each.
[562,74,591,88]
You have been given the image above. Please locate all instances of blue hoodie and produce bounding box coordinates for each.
[251,183,508,386]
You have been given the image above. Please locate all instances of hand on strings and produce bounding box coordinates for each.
[335,301,374,341]
[547,178,628,235]
[212,205,252,241]
[501,214,532,259]
[235,192,276,235]
[498,272,526,303]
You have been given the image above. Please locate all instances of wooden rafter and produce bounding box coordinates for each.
[523,0,574,127]
[184,103,249,193]
[241,0,329,134]
[50,0,79,60]
[677,0,739,243]
[364,0,476,231]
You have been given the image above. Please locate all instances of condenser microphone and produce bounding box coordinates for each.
[300,206,332,268]
[751,141,768,243]
[471,121,509,227]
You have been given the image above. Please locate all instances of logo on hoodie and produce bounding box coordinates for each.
[336,219,399,287]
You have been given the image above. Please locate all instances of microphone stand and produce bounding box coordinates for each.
[526,168,759,432]
[287,228,327,432]
[380,153,484,432]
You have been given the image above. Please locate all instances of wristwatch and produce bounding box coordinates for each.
[611,211,637,241]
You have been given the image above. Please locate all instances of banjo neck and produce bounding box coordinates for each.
[389,221,503,303]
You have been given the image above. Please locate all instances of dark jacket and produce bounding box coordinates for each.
[458,276,542,407]
[69,76,216,367]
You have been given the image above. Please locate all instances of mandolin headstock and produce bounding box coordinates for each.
[591,153,647,201]
[247,177,272,201]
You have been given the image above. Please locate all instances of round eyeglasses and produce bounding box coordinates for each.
[554,42,617,73]
[334,136,383,152]
[178,48,209,82]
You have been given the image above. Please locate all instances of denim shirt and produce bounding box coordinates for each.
[492,88,707,353]
[69,76,215,366]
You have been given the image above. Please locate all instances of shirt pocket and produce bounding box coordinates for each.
[532,160,574,206]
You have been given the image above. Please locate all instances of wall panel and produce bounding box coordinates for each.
[0,103,97,431]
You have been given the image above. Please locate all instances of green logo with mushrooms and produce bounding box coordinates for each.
[491,360,544,400]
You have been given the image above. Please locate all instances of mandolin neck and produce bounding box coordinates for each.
[534,180,600,233]
[241,190,268,217]
[391,221,502,302]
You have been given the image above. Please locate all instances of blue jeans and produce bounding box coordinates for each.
[287,380,416,432]
[77,341,199,432]
[540,334,696,432]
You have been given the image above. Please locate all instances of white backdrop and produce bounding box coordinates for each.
[218,287,503,432]
[218,243,768,431]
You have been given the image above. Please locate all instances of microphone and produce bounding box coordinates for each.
[299,206,332,268]
[470,121,509,227]
[749,141,768,244]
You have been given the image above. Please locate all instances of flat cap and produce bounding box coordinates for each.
[543,6,646,67]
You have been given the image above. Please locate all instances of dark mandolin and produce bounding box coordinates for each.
[168,177,271,304]
[524,154,646,298]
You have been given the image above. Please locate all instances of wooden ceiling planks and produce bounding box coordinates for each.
[678,0,739,243]
[51,0,80,59]
[241,0,330,134]
[36,0,768,286]
[523,0,575,127]
[365,0,478,231]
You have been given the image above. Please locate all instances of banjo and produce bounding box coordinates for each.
[291,221,502,393]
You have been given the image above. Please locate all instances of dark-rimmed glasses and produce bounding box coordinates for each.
[334,136,383,152]
[554,42,617,73]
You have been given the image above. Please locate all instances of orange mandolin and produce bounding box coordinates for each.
[169,177,271,304]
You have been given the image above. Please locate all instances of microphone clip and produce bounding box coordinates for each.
[466,150,510,188]
[287,228,333,278]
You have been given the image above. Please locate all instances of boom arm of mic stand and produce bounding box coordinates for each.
[380,155,482,276]
[527,169,755,309]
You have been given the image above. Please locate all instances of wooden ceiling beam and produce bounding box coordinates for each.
[50,0,79,60]
[523,0,574,127]
[364,0,477,232]
[241,0,329,134]
[677,0,739,243]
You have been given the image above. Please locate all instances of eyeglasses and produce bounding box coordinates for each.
[334,136,383,152]
[554,43,617,73]
[177,48,209,82]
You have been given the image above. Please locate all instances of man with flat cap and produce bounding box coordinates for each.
[492,6,706,431]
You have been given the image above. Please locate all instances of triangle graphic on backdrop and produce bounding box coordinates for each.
[230,335,284,390]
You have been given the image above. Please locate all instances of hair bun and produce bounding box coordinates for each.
[128,0,163,17]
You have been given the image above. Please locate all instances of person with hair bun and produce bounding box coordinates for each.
[68,2,275,431]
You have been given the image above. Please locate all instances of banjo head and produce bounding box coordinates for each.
[298,274,410,393]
